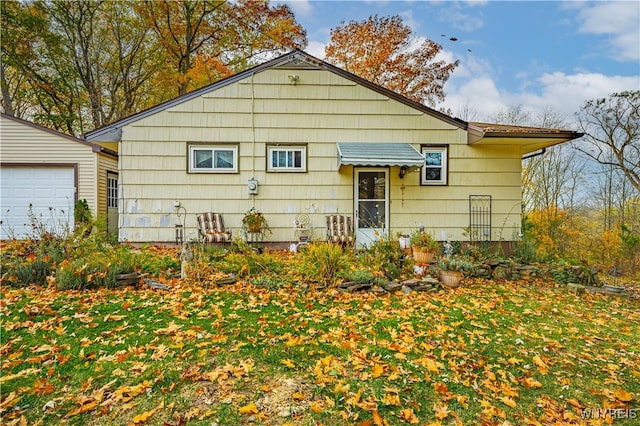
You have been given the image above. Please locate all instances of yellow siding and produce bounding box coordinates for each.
[0,115,100,216]
[112,67,524,243]
[96,152,118,217]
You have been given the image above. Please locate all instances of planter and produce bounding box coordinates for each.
[440,270,463,288]
[247,223,263,232]
[412,247,435,264]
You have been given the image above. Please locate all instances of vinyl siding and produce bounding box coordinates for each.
[0,115,99,216]
[115,68,523,243]
[96,152,118,217]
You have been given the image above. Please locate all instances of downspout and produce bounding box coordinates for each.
[522,148,546,160]
[251,72,256,179]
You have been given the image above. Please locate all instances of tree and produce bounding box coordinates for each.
[575,91,640,193]
[507,106,588,212]
[324,15,458,107]
[136,0,306,96]
[1,0,159,134]
[1,0,306,134]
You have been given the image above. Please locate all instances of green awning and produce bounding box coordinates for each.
[336,143,425,168]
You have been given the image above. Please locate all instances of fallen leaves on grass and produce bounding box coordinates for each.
[1,266,638,425]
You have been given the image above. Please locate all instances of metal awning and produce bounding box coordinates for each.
[336,143,425,168]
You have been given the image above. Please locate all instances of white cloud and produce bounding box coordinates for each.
[306,41,326,59]
[576,1,640,61]
[438,3,486,32]
[280,0,314,19]
[442,70,640,124]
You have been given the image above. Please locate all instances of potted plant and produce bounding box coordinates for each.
[437,255,474,288]
[410,230,440,264]
[242,207,270,233]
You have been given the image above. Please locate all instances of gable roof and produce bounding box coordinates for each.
[84,49,468,142]
[1,112,117,157]
[83,49,583,152]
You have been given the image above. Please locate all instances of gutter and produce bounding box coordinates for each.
[522,148,546,160]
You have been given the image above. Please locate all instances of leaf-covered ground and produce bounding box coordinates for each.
[1,277,638,425]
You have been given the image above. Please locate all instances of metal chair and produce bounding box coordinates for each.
[325,214,354,246]
[196,213,232,243]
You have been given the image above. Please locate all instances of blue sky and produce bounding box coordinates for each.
[280,0,640,125]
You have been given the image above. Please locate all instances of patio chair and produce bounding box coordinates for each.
[325,214,354,246]
[197,212,232,244]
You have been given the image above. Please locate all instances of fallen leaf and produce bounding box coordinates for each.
[522,377,543,388]
[372,363,385,378]
[372,409,384,425]
[132,401,163,424]
[434,404,450,420]
[65,401,97,418]
[280,358,295,368]
[613,389,633,402]
[238,403,259,414]
[532,355,548,375]
[499,396,517,408]
[400,407,420,424]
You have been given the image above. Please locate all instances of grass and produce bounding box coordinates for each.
[2,275,638,426]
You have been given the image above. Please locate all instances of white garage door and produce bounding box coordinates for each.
[0,166,75,239]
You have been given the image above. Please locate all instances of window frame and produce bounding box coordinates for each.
[266,144,307,173]
[107,172,118,208]
[420,144,449,186]
[187,143,239,173]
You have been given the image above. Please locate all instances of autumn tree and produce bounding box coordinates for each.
[1,0,306,134]
[136,0,306,96]
[324,15,458,107]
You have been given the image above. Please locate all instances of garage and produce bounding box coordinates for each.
[0,166,76,239]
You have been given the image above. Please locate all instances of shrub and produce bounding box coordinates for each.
[436,255,475,274]
[296,242,351,286]
[410,230,439,251]
[56,245,136,290]
[74,199,92,227]
[358,236,410,280]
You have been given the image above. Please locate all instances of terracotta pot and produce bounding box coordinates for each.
[412,247,435,264]
[440,270,463,288]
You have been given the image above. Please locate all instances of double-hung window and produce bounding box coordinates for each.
[421,145,448,185]
[267,145,306,172]
[188,144,238,173]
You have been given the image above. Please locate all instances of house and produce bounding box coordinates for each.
[84,50,582,248]
[0,113,118,239]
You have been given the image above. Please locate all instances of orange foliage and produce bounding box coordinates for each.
[135,0,306,96]
[525,207,634,270]
[325,15,458,107]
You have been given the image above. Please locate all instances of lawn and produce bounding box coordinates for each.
[1,266,638,425]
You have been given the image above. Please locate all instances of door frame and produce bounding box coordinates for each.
[354,167,389,248]
[106,171,119,236]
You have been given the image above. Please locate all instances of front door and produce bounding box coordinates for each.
[354,168,389,248]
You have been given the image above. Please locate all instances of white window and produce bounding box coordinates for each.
[189,145,238,173]
[267,145,306,172]
[107,173,118,208]
[421,145,448,185]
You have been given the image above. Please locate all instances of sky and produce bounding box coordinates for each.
[279,0,640,126]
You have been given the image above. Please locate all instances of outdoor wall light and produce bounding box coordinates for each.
[399,165,409,179]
